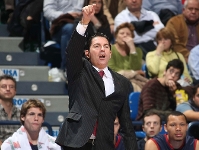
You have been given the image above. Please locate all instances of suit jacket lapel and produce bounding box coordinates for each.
[91,67,105,93]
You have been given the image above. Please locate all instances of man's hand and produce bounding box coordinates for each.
[81,4,96,25]
[166,80,177,92]
[153,21,160,26]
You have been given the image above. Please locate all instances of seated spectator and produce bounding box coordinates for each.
[142,0,182,25]
[142,0,182,15]
[137,109,162,150]
[7,0,44,52]
[114,116,125,150]
[43,0,84,71]
[1,99,61,150]
[1,0,14,23]
[83,0,113,42]
[108,22,148,92]
[136,59,190,121]
[166,0,199,62]
[188,45,199,85]
[102,0,126,33]
[146,27,192,84]
[0,75,20,146]
[114,0,164,59]
[176,84,199,121]
[145,111,199,150]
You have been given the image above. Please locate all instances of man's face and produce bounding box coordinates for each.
[21,107,44,134]
[183,0,199,23]
[193,88,199,107]
[164,115,187,142]
[124,0,142,12]
[142,115,162,138]
[164,67,181,83]
[0,79,16,101]
[85,36,111,69]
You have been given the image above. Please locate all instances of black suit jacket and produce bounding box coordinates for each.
[55,30,138,150]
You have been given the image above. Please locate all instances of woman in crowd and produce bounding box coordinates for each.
[108,22,148,92]
[146,27,192,85]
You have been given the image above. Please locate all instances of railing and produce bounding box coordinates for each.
[0,121,53,136]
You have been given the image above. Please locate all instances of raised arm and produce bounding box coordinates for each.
[67,4,96,83]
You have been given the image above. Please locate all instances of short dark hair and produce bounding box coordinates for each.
[20,99,46,125]
[85,32,111,50]
[166,59,184,78]
[165,111,187,124]
[0,74,16,89]
[142,109,162,125]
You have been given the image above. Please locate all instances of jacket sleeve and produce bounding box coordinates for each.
[166,16,190,61]
[118,80,138,150]
[66,30,87,83]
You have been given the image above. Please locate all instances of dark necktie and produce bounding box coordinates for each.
[92,71,104,137]
[99,70,104,78]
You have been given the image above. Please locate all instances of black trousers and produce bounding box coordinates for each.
[62,141,95,150]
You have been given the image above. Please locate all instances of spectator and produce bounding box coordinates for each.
[137,109,162,150]
[1,0,14,23]
[0,75,20,146]
[1,99,61,150]
[114,116,125,150]
[114,0,164,59]
[145,111,199,150]
[136,59,187,121]
[176,84,199,121]
[43,0,84,71]
[188,45,199,85]
[142,0,182,25]
[142,0,182,15]
[83,0,113,42]
[108,22,148,92]
[7,0,44,52]
[166,0,199,62]
[102,0,126,33]
[55,4,138,149]
[146,27,192,84]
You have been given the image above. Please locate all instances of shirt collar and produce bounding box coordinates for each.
[126,7,147,18]
[93,66,112,78]
[0,104,17,114]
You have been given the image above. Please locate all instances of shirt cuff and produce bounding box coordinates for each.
[76,23,88,36]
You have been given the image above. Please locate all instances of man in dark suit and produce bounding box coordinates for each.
[55,4,138,150]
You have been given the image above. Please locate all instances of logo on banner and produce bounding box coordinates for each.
[13,98,44,109]
[1,69,19,81]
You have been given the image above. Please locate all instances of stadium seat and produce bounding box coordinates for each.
[129,92,140,121]
[187,121,199,140]
[129,92,146,138]
[142,64,150,79]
